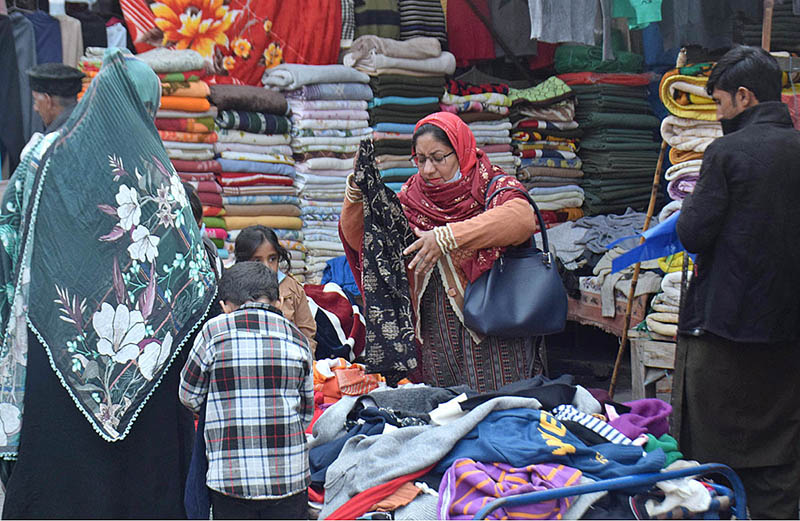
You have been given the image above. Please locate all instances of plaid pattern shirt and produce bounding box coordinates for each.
[179,303,314,499]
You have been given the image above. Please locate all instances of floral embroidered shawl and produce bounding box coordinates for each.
[0,49,216,456]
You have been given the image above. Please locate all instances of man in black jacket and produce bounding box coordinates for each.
[674,46,800,518]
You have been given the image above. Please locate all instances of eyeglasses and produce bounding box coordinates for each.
[411,151,455,167]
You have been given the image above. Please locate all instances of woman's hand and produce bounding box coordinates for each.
[403,227,442,275]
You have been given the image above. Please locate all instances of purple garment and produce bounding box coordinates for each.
[609,399,672,439]
[667,173,699,200]
[437,458,581,520]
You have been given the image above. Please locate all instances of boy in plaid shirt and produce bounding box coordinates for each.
[179,262,313,519]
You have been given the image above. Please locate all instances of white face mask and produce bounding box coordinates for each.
[277,270,286,284]
[445,170,462,183]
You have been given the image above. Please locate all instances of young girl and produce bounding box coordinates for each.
[234,225,317,355]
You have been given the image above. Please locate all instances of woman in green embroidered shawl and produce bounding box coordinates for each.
[0,49,217,517]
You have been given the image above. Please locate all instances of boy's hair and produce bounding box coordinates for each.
[182,181,204,225]
[706,45,782,102]
[219,261,279,306]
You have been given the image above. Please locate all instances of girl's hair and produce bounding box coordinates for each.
[411,123,452,150]
[234,225,291,271]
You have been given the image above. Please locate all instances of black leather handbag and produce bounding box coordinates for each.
[463,179,568,337]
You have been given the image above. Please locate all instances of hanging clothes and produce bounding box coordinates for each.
[24,10,62,64]
[105,19,127,48]
[53,13,83,67]
[0,15,25,172]
[354,0,401,40]
[446,0,495,67]
[66,6,108,48]
[10,11,40,140]
[489,0,538,58]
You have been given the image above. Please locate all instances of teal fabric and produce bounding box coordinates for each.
[370,96,440,107]
[0,49,216,457]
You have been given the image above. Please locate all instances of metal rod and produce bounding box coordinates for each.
[608,139,668,398]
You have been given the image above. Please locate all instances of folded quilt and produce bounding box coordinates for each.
[294,169,350,178]
[294,151,356,162]
[171,159,221,173]
[480,144,513,153]
[379,167,417,178]
[472,136,512,145]
[262,64,370,90]
[198,192,222,207]
[218,172,295,186]
[160,80,210,98]
[667,174,699,200]
[345,35,442,65]
[156,70,205,82]
[292,119,370,130]
[157,107,218,119]
[187,180,221,194]
[290,109,370,120]
[516,142,578,153]
[161,141,214,150]
[222,194,300,205]
[664,159,702,181]
[216,110,291,134]
[441,91,511,106]
[294,144,359,154]
[202,216,226,230]
[511,100,576,123]
[178,172,216,182]
[155,117,214,133]
[298,157,355,171]
[292,128,372,139]
[225,204,301,217]
[216,130,292,146]
[209,85,289,114]
[288,100,369,111]
[514,119,579,130]
[349,51,455,76]
[520,149,577,160]
[508,76,573,107]
[225,215,303,231]
[214,143,294,157]
[285,83,374,101]
[160,96,211,112]
[136,48,206,73]
[293,136,366,146]
[659,70,716,121]
[158,130,217,143]
[166,149,214,160]
[217,159,295,176]
[467,120,513,131]
[219,152,295,165]
[472,129,513,139]
[660,116,722,152]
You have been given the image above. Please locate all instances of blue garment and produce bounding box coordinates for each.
[322,256,360,297]
[24,10,62,65]
[217,158,295,177]
[435,408,665,483]
[184,404,210,519]
[374,122,416,134]
[609,212,695,273]
[309,408,386,484]
[370,96,440,107]
[379,167,417,178]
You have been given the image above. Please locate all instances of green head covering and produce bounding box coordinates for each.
[0,48,215,453]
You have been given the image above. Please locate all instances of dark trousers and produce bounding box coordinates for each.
[735,463,800,520]
[210,489,308,520]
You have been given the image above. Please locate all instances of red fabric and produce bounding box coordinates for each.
[177,172,217,182]
[398,112,528,282]
[558,72,653,86]
[171,159,222,173]
[446,0,495,67]
[204,227,228,240]
[480,144,513,153]
[304,407,325,435]
[119,0,155,53]
[528,42,558,70]
[203,205,225,216]
[197,191,223,207]
[327,465,435,521]
[217,173,294,187]
[195,180,222,194]
[303,284,366,359]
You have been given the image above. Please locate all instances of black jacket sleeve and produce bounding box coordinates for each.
[676,145,729,253]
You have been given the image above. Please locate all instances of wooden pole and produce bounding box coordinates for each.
[763,0,775,51]
[608,139,668,398]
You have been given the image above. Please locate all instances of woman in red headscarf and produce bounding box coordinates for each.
[340,112,542,392]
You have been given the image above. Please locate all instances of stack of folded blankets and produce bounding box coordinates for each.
[441,79,517,174]
[263,64,374,283]
[77,47,106,99]
[658,64,722,205]
[510,77,584,225]
[137,49,217,163]
[740,2,800,52]
[345,35,455,192]
[568,76,661,215]
[172,158,227,261]
[207,84,305,277]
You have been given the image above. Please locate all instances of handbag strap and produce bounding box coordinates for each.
[485,176,552,260]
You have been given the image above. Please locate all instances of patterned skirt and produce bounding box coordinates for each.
[418,270,542,393]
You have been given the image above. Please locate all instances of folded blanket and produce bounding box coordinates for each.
[217,159,295,176]
[157,107,218,119]
[371,96,440,107]
[219,152,295,165]
[202,216,226,230]
[203,206,225,217]
[166,148,214,160]
[345,35,442,65]
[136,48,206,73]
[160,80,210,98]
[216,130,292,146]
[659,69,716,121]
[472,129,513,139]
[511,100,576,123]
[298,157,355,171]
[285,83,374,101]
[158,130,217,143]
[288,100,369,111]
[290,109,370,120]
[209,85,289,114]
[156,70,205,82]
[198,191,222,207]
[372,131,412,141]
[155,117,214,134]
[667,174,698,200]
[178,172,217,182]
[225,204,301,217]
[441,91,511,106]
[664,159,702,182]
[529,185,585,197]
[172,159,221,173]
[214,143,294,157]
[292,136,365,146]
[517,166,584,179]
[669,148,703,164]
[519,157,583,169]
[660,116,722,152]
[262,64,370,90]
[224,215,303,230]
[204,227,228,240]
[481,144,513,153]
[222,193,299,204]
[161,141,214,151]
[579,112,660,129]
[186,180,221,194]
[292,119,370,130]
[216,110,291,135]
[514,119,579,131]
[351,51,455,76]
[520,149,577,160]
[293,144,359,154]
[508,76,573,107]
[218,172,295,187]
[440,102,509,115]
[160,96,211,112]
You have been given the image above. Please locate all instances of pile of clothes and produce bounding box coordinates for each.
[510,76,584,222]
[264,64,373,283]
[306,375,723,521]
[565,73,661,215]
[207,84,304,275]
[345,35,455,192]
[442,78,517,174]
[137,49,216,162]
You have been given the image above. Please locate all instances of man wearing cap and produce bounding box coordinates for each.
[27,63,85,134]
